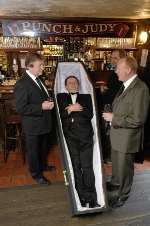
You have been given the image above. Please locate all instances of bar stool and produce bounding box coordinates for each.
[0,98,26,163]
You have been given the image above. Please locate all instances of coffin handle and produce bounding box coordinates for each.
[63,170,69,186]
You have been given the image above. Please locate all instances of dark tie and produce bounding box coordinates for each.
[35,77,49,99]
[117,84,125,97]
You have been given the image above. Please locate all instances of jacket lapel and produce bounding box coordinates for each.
[121,77,139,98]
[76,93,80,103]
[24,73,45,98]
[67,93,79,104]
[113,77,139,107]
[67,93,73,105]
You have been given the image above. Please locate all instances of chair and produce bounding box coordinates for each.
[0,97,26,163]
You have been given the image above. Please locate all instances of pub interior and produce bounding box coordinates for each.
[0,0,150,222]
[0,0,150,226]
[0,18,150,186]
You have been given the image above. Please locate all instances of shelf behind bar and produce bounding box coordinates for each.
[0,48,42,52]
[95,47,138,51]
[91,58,103,61]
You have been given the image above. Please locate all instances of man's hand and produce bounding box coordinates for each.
[42,101,54,110]
[65,103,83,114]
[102,112,114,122]
[100,85,108,93]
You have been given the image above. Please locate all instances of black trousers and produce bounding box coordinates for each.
[25,133,50,178]
[65,135,97,203]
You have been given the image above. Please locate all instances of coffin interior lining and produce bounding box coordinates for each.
[54,62,106,212]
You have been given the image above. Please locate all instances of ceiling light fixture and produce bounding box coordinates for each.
[139,31,148,44]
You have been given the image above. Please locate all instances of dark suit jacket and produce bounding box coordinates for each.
[103,71,122,105]
[14,73,52,135]
[57,93,94,142]
[110,77,149,153]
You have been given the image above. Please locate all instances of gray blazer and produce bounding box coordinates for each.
[110,77,149,153]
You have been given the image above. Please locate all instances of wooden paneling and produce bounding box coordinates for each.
[0,0,150,19]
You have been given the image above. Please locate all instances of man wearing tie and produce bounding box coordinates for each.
[57,76,99,208]
[103,56,149,207]
[15,53,54,185]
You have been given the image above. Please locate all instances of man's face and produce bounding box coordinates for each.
[65,77,79,93]
[116,60,131,82]
[111,51,120,66]
[29,60,44,76]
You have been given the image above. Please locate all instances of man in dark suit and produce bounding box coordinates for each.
[57,76,99,208]
[102,49,126,105]
[100,50,126,164]
[14,53,54,185]
[103,56,149,208]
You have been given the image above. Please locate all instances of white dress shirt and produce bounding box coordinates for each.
[123,74,137,91]
[70,93,77,104]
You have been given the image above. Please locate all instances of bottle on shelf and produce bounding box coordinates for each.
[0,36,41,49]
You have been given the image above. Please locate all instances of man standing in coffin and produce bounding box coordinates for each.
[57,75,100,208]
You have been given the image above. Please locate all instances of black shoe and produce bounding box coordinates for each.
[43,165,56,172]
[34,176,51,185]
[106,182,120,191]
[42,176,52,184]
[104,159,112,165]
[111,198,125,208]
[80,198,87,207]
[89,200,101,208]
[108,195,119,206]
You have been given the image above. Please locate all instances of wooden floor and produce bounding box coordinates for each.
[0,146,150,225]
[0,145,64,188]
[0,170,150,226]
[0,144,150,188]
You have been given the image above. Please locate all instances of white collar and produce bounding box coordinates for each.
[123,74,137,90]
[26,70,49,97]
[26,70,37,81]
[70,93,77,104]
[26,70,42,89]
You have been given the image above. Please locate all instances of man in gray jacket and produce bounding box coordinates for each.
[103,56,149,208]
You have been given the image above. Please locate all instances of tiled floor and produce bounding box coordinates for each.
[0,145,150,189]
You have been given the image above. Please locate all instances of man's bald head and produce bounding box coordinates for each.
[116,56,138,82]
